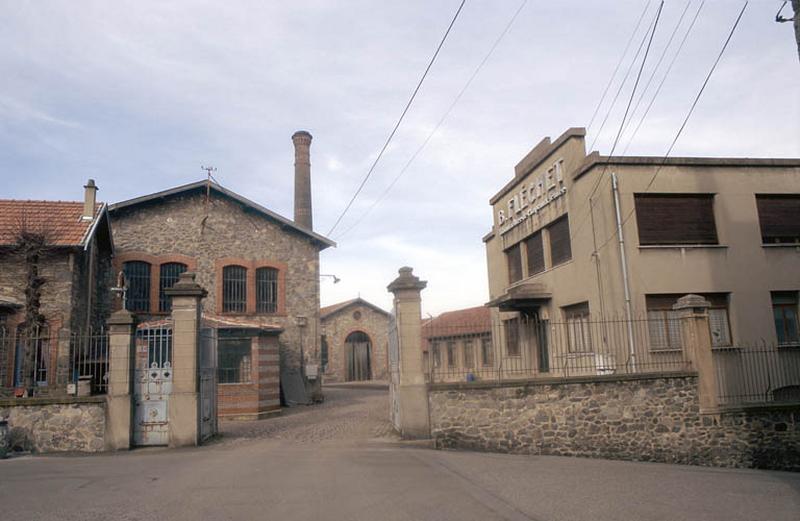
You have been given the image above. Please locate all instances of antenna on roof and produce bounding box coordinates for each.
[201,166,217,232]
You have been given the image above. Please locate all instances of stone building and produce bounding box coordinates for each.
[421,306,492,381]
[108,131,335,419]
[484,127,800,388]
[320,298,390,382]
[0,181,114,396]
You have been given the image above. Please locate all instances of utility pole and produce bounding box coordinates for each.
[776,0,800,63]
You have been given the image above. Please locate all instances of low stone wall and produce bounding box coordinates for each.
[429,373,800,471]
[0,396,106,453]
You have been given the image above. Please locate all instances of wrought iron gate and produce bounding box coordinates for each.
[134,328,173,446]
[199,328,218,442]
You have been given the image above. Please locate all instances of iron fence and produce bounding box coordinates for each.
[69,327,110,394]
[714,344,800,406]
[423,314,694,384]
[2,324,54,392]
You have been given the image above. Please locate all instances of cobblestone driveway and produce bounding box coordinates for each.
[220,384,397,445]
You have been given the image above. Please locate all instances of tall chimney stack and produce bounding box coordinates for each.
[82,179,98,221]
[292,130,313,230]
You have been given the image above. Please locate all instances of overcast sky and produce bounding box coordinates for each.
[2,1,798,316]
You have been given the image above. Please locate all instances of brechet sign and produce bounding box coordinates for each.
[498,158,567,235]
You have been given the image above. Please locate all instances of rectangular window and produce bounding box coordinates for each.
[548,215,572,266]
[506,244,523,284]
[772,292,799,346]
[218,334,252,384]
[256,267,279,313]
[480,336,493,367]
[646,294,731,350]
[158,262,187,312]
[756,195,800,244]
[564,302,592,353]
[463,339,474,368]
[505,318,520,356]
[525,232,545,275]
[222,265,247,313]
[446,341,457,368]
[124,261,151,312]
[431,342,441,368]
[635,194,718,245]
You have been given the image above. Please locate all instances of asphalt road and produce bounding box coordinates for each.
[1,386,798,521]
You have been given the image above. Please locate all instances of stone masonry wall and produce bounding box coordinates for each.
[321,303,389,382]
[429,374,800,471]
[0,397,106,453]
[110,190,322,368]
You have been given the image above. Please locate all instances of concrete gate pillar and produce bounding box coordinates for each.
[165,272,207,447]
[387,267,430,439]
[105,309,136,450]
[673,294,718,411]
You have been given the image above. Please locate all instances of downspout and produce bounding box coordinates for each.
[611,173,636,372]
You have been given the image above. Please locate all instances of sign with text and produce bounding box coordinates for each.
[498,158,567,234]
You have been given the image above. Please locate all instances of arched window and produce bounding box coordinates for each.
[222,265,247,313]
[255,267,278,313]
[123,261,151,312]
[159,262,188,312]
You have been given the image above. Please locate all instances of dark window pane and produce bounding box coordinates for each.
[634,194,718,245]
[159,263,187,312]
[481,336,493,366]
[506,244,523,284]
[446,341,456,368]
[218,335,252,384]
[772,292,800,345]
[124,261,151,312]
[525,232,545,275]
[549,215,572,266]
[222,265,247,313]
[757,195,800,244]
[255,267,278,313]
[505,318,520,356]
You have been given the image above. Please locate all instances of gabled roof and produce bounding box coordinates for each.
[109,180,336,249]
[320,297,390,320]
[0,200,110,249]
[422,305,492,340]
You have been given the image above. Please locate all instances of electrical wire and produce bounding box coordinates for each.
[335,0,529,240]
[325,0,467,237]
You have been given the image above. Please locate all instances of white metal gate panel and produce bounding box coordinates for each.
[134,328,172,446]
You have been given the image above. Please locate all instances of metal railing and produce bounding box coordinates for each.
[424,314,694,384]
[69,327,110,395]
[714,344,800,406]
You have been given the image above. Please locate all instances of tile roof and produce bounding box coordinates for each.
[0,200,102,247]
[422,305,492,342]
[320,297,390,320]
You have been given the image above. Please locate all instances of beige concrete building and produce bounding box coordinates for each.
[484,128,800,381]
[320,298,389,382]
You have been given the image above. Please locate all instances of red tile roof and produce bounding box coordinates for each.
[422,306,492,341]
[0,200,102,247]
[320,297,390,320]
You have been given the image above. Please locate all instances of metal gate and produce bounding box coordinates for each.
[134,328,172,446]
[199,328,218,442]
[388,310,400,431]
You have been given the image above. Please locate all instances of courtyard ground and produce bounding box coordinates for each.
[1,385,798,521]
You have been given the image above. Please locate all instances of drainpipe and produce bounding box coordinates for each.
[611,173,636,372]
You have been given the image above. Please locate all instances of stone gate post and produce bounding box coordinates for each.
[105,309,136,450]
[673,294,719,411]
[166,272,207,447]
[387,267,430,439]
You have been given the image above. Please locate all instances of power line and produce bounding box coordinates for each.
[586,0,653,133]
[325,0,467,237]
[594,1,749,255]
[335,0,530,240]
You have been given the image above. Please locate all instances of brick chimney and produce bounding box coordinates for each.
[292,130,313,230]
[83,179,98,221]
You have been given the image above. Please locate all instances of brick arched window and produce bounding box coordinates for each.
[256,267,279,313]
[222,265,247,313]
[123,261,151,312]
[159,262,188,312]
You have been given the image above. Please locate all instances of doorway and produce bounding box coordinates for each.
[345,331,371,381]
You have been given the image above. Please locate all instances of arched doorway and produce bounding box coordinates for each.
[345,331,371,381]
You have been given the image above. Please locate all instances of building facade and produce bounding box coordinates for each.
[0,180,114,396]
[320,298,390,382]
[421,306,492,381]
[108,131,335,419]
[484,128,800,383]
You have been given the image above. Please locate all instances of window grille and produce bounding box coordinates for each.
[222,265,247,313]
[217,333,252,384]
[124,261,151,312]
[255,267,278,313]
[756,195,800,244]
[634,194,718,245]
[548,215,572,266]
[159,262,187,312]
[137,328,172,368]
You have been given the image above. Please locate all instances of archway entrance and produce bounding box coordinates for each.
[345,331,371,381]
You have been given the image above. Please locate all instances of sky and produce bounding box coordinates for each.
[1,1,798,316]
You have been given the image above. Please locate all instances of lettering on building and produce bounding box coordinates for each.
[497,158,566,235]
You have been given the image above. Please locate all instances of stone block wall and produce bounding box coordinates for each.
[0,397,106,453]
[321,302,389,382]
[429,373,800,471]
